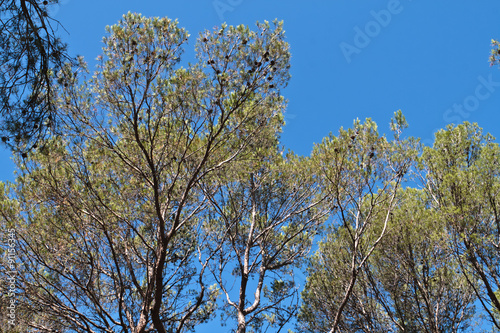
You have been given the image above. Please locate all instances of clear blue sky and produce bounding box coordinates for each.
[2,1,500,331]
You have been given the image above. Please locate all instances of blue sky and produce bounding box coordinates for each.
[2,1,500,331]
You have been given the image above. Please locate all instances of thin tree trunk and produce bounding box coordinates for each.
[237,310,247,333]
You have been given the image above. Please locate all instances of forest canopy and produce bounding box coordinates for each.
[1,12,500,333]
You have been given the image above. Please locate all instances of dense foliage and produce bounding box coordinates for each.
[0,0,75,152]
[1,13,500,333]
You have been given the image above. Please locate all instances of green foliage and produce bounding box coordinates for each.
[369,188,476,332]
[298,115,418,333]
[201,146,325,333]
[2,10,500,332]
[0,13,291,333]
[420,122,500,329]
[0,0,75,151]
[390,109,408,140]
[298,187,476,333]
[298,121,500,333]
[490,39,500,66]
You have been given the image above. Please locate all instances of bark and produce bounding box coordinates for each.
[237,310,247,333]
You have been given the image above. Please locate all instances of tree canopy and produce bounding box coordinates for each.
[1,12,500,333]
[0,0,75,152]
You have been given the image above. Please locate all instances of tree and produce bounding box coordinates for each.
[200,147,327,333]
[298,187,477,333]
[298,113,417,333]
[0,13,291,332]
[299,224,388,332]
[0,0,74,151]
[420,122,500,329]
[365,188,475,332]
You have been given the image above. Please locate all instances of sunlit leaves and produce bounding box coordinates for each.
[1,13,293,332]
[420,122,500,329]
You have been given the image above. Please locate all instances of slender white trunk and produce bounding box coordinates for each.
[237,310,246,333]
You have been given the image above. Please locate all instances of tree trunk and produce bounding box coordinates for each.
[237,310,246,333]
